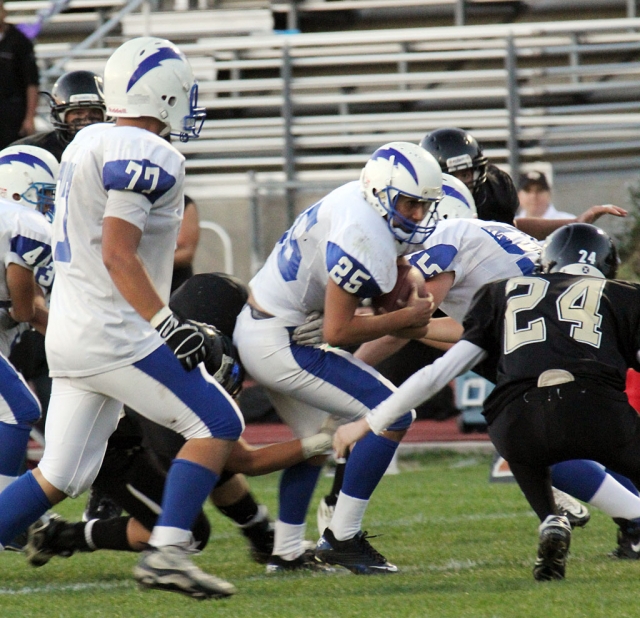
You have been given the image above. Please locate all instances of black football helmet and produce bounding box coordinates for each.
[420,128,488,192]
[46,70,107,143]
[170,273,249,396]
[538,223,619,279]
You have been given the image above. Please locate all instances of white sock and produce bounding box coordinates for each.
[589,475,640,520]
[148,525,193,548]
[0,474,17,494]
[329,492,368,541]
[273,520,306,561]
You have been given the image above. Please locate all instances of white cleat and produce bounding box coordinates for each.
[134,545,237,600]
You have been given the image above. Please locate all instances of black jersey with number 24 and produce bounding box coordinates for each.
[461,273,640,422]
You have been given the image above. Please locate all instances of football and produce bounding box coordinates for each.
[371,263,426,314]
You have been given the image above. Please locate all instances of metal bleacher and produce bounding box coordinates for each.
[17,1,640,276]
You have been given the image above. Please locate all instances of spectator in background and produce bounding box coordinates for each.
[516,171,573,220]
[0,0,39,149]
[171,194,200,293]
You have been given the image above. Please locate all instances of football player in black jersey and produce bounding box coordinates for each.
[11,70,107,162]
[420,127,626,240]
[335,223,640,581]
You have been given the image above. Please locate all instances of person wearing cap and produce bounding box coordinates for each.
[516,171,573,220]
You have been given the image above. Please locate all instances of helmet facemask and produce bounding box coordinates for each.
[361,142,444,247]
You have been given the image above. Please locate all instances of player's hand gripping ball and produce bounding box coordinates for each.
[371,263,427,314]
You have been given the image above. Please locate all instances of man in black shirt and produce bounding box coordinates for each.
[335,223,640,582]
[0,1,39,149]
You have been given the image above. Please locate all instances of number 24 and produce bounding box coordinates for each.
[503,276,605,354]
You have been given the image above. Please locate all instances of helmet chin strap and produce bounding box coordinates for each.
[159,123,171,138]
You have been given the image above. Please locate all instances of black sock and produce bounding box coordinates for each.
[90,516,136,552]
[325,454,349,506]
[217,492,260,527]
[50,522,92,553]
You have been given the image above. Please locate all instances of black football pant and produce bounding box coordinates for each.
[487,381,640,521]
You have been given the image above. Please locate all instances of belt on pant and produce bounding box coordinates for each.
[523,370,575,402]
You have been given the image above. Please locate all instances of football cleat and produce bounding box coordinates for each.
[533,515,572,581]
[134,545,237,600]
[315,528,398,575]
[240,505,274,564]
[316,497,335,537]
[610,517,640,559]
[25,513,76,567]
[5,531,28,552]
[552,488,590,529]
[83,486,123,522]
[265,549,335,574]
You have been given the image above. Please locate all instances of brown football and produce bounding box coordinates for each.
[371,264,426,314]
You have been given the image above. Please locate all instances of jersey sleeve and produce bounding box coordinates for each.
[5,214,52,272]
[326,222,396,299]
[461,281,503,352]
[102,133,184,230]
[407,243,459,280]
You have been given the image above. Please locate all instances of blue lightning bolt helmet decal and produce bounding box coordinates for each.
[127,45,183,93]
[0,152,54,177]
[371,147,418,184]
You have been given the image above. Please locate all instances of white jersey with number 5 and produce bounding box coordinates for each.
[46,123,185,377]
[250,181,401,324]
[407,218,543,323]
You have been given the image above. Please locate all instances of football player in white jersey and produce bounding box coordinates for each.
[0,145,57,510]
[234,141,440,574]
[337,182,640,556]
[0,38,244,601]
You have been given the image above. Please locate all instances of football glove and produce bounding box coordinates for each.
[151,306,210,371]
[300,415,343,458]
[199,323,245,397]
[292,311,324,346]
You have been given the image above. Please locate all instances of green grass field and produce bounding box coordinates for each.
[1,451,638,618]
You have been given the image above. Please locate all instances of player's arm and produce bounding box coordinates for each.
[102,216,165,320]
[6,263,48,335]
[353,270,456,364]
[422,316,464,344]
[333,340,487,456]
[173,198,200,268]
[323,279,433,347]
[225,417,340,475]
[515,205,627,240]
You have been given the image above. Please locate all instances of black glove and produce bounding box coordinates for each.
[152,307,210,371]
[199,323,245,397]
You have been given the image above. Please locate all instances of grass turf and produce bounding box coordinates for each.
[0,451,637,618]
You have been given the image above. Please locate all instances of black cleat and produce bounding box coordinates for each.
[134,545,236,600]
[533,515,571,581]
[240,505,274,564]
[315,528,397,575]
[610,517,640,559]
[265,549,335,574]
[25,514,76,567]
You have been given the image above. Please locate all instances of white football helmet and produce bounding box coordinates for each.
[360,141,443,245]
[430,173,477,221]
[103,37,205,142]
[0,145,59,221]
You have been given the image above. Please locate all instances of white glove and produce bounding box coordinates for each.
[300,414,343,458]
[292,311,324,346]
